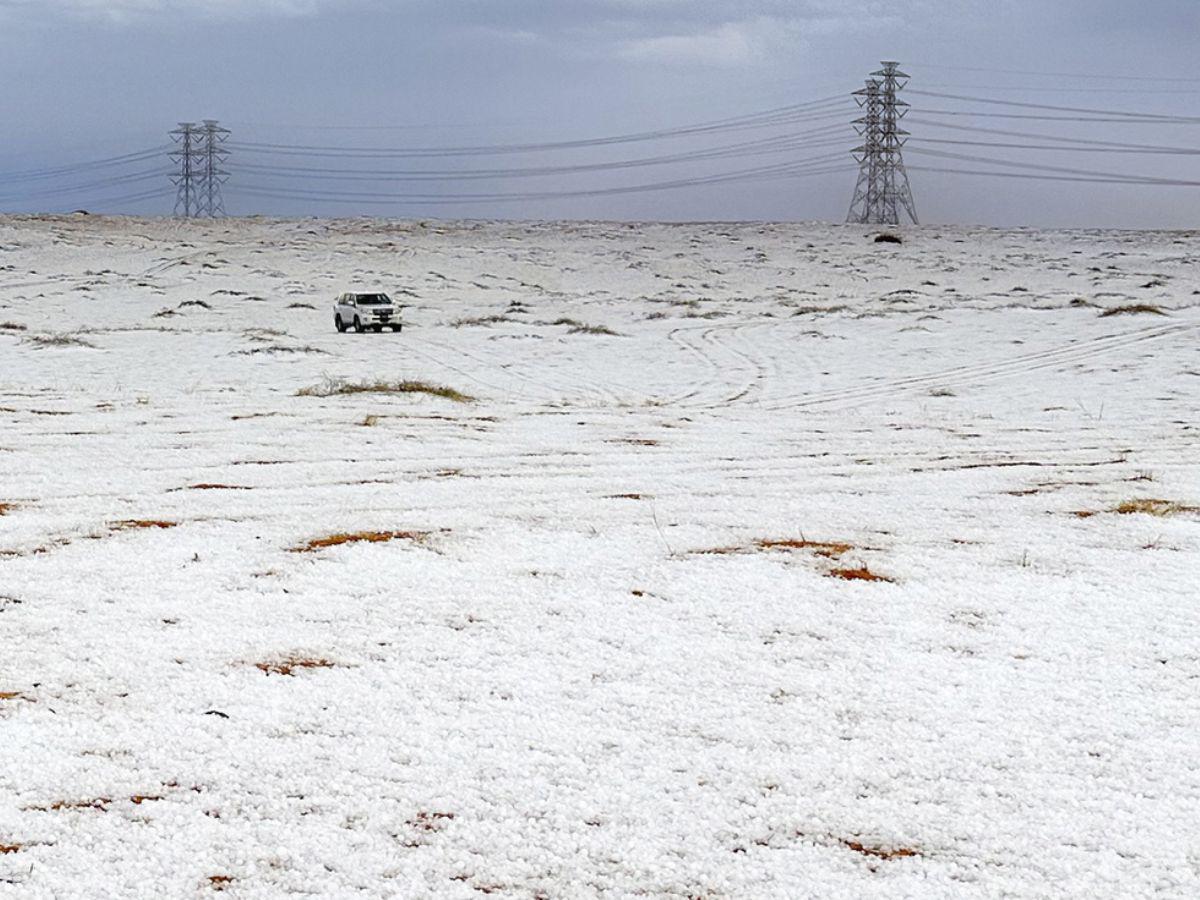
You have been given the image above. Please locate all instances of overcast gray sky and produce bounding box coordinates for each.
[0,0,1197,226]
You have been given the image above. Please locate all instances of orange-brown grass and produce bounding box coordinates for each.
[1113,498,1198,517]
[0,844,22,854]
[111,519,177,531]
[841,838,919,860]
[208,875,235,890]
[253,655,337,676]
[756,538,853,559]
[0,691,30,701]
[291,530,429,552]
[827,565,894,583]
[0,503,14,516]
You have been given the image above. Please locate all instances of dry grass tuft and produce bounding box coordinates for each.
[111,519,177,531]
[755,538,853,558]
[841,838,918,860]
[183,483,249,491]
[360,414,381,427]
[0,844,23,854]
[1113,498,1198,517]
[0,321,27,331]
[0,502,15,516]
[253,655,337,676]
[291,530,430,552]
[208,875,235,890]
[450,315,512,327]
[873,232,903,244]
[568,323,619,336]
[298,376,473,403]
[1099,304,1166,318]
[0,691,31,701]
[827,565,894,583]
[22,333,96,349]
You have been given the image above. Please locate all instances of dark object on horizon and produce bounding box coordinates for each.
[874,232,903,244]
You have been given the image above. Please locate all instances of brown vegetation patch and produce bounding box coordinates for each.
[208,875,235,890]
[0,503,15,516]
[111,520,177,531]
[827,565,894,583]
[291,530,430,552]
[253,655,338,676]
[0,844,22,854]
[1099,304,1166,318]
[1114,498,1198,517]
[183,484,250,491]
[756,538,853,559]
[841,838,919,860]
[0,691,32,702]
[0,322,28,331]
[298,377,473,403]
[606,493,648,500]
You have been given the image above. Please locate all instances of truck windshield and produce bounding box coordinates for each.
[355,294,390,305]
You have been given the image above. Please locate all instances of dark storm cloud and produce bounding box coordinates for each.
[0,0,1196,226]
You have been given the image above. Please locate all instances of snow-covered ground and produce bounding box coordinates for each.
[1,215,1198,898]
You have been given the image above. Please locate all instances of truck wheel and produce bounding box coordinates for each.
[391,324,402,333]
[353,317,363,333]
[335,315,345,333]
[373,324,383,333]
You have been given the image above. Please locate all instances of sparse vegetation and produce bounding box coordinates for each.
[291,530,430,552]
[0,321,27,331]
[22,333,96,349]
[297,377,474,402]
[450,315,512,327]
[840,838,918,860]
[827,565,894,583]
[1099,304,1166,317]
[874,232,903,244]
[1113,498,1198,517]
[111,519,177,531]
[253,655,338,676]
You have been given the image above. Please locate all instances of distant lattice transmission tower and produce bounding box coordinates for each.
[847,62,918,225]
[170,120,230,218]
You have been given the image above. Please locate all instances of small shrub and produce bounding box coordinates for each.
[297,377,473,402]
[873,233,903,244]
[0,321,27,331]
[1099,304,1166,318]
[569,324,619,335]
[22,333,96,349]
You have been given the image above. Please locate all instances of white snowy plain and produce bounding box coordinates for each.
[1,215,1198,899]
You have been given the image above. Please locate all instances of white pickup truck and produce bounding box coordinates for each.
[333,292,403,333]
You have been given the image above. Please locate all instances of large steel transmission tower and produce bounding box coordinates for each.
[169,120,230,218]
[170,123,201,217]
[847,61,918,225]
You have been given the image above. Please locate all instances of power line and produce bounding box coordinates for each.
[228,98,851,159]
[908,89,1200,123]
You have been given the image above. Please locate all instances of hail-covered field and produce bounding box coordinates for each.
[0,215,1198,898]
